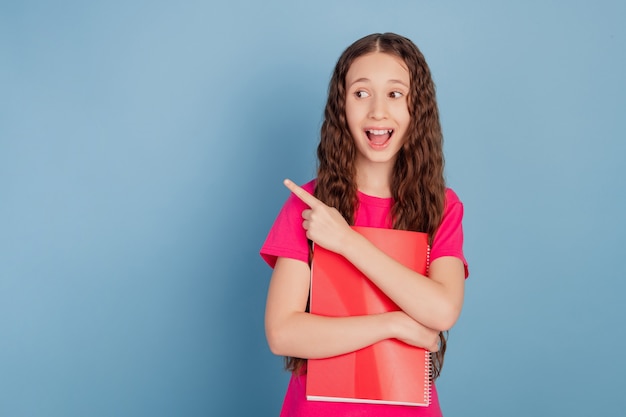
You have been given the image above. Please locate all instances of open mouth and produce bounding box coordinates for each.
[365,129,393,147]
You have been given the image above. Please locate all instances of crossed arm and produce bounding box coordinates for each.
[264,179,465,360]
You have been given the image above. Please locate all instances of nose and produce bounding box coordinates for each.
[368,95,387,120]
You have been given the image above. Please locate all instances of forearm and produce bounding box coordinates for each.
[266,311,393,359]
[266,257,404,359]
[340,230,465,331]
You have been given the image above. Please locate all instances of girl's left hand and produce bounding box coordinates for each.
[284,179,354,255]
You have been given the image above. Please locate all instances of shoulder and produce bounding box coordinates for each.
[433,187,468,277]
[443,187,464,218]
[444,187,462,207]
[441,187,465,225]
[259,179,316,268]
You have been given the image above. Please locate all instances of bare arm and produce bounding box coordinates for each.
[283,179,465,332]
[264,256,440,359]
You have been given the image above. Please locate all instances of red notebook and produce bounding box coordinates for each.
[306,226,431,407]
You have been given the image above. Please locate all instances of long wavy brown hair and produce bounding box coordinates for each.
[286,33,448,379]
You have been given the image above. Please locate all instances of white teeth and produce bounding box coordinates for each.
[367,129,393,135]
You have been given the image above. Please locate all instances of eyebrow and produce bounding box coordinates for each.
[348,77,409,89]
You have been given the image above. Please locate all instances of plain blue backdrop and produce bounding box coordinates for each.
[1,1,625,416]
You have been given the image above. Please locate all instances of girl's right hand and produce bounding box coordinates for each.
[389,311,440,352]
[283,179,355,255]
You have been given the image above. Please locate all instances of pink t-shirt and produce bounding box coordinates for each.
[260,180,468,417]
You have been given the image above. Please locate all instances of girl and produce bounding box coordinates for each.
[260,32,468,417]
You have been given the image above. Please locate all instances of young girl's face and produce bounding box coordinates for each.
[345,52,411,170]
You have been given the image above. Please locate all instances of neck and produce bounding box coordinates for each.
[355,159,394,198]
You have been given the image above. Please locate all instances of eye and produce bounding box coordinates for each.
[389,91,404,98]
[354,90,370,98]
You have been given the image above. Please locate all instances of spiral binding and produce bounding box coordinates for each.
[425,244,432,406]
[425,350,432,405]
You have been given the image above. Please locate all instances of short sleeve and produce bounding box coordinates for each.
[431,188,469,278]
[260,180,315,269]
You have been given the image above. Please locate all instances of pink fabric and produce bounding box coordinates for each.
[279,370,442,417]
[260,180,468,416]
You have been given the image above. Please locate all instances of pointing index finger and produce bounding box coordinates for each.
[283,179,322,208]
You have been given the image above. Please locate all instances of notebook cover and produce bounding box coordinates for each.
[306,226,431,406]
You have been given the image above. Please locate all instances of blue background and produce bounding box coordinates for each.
[1,1,625,416]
